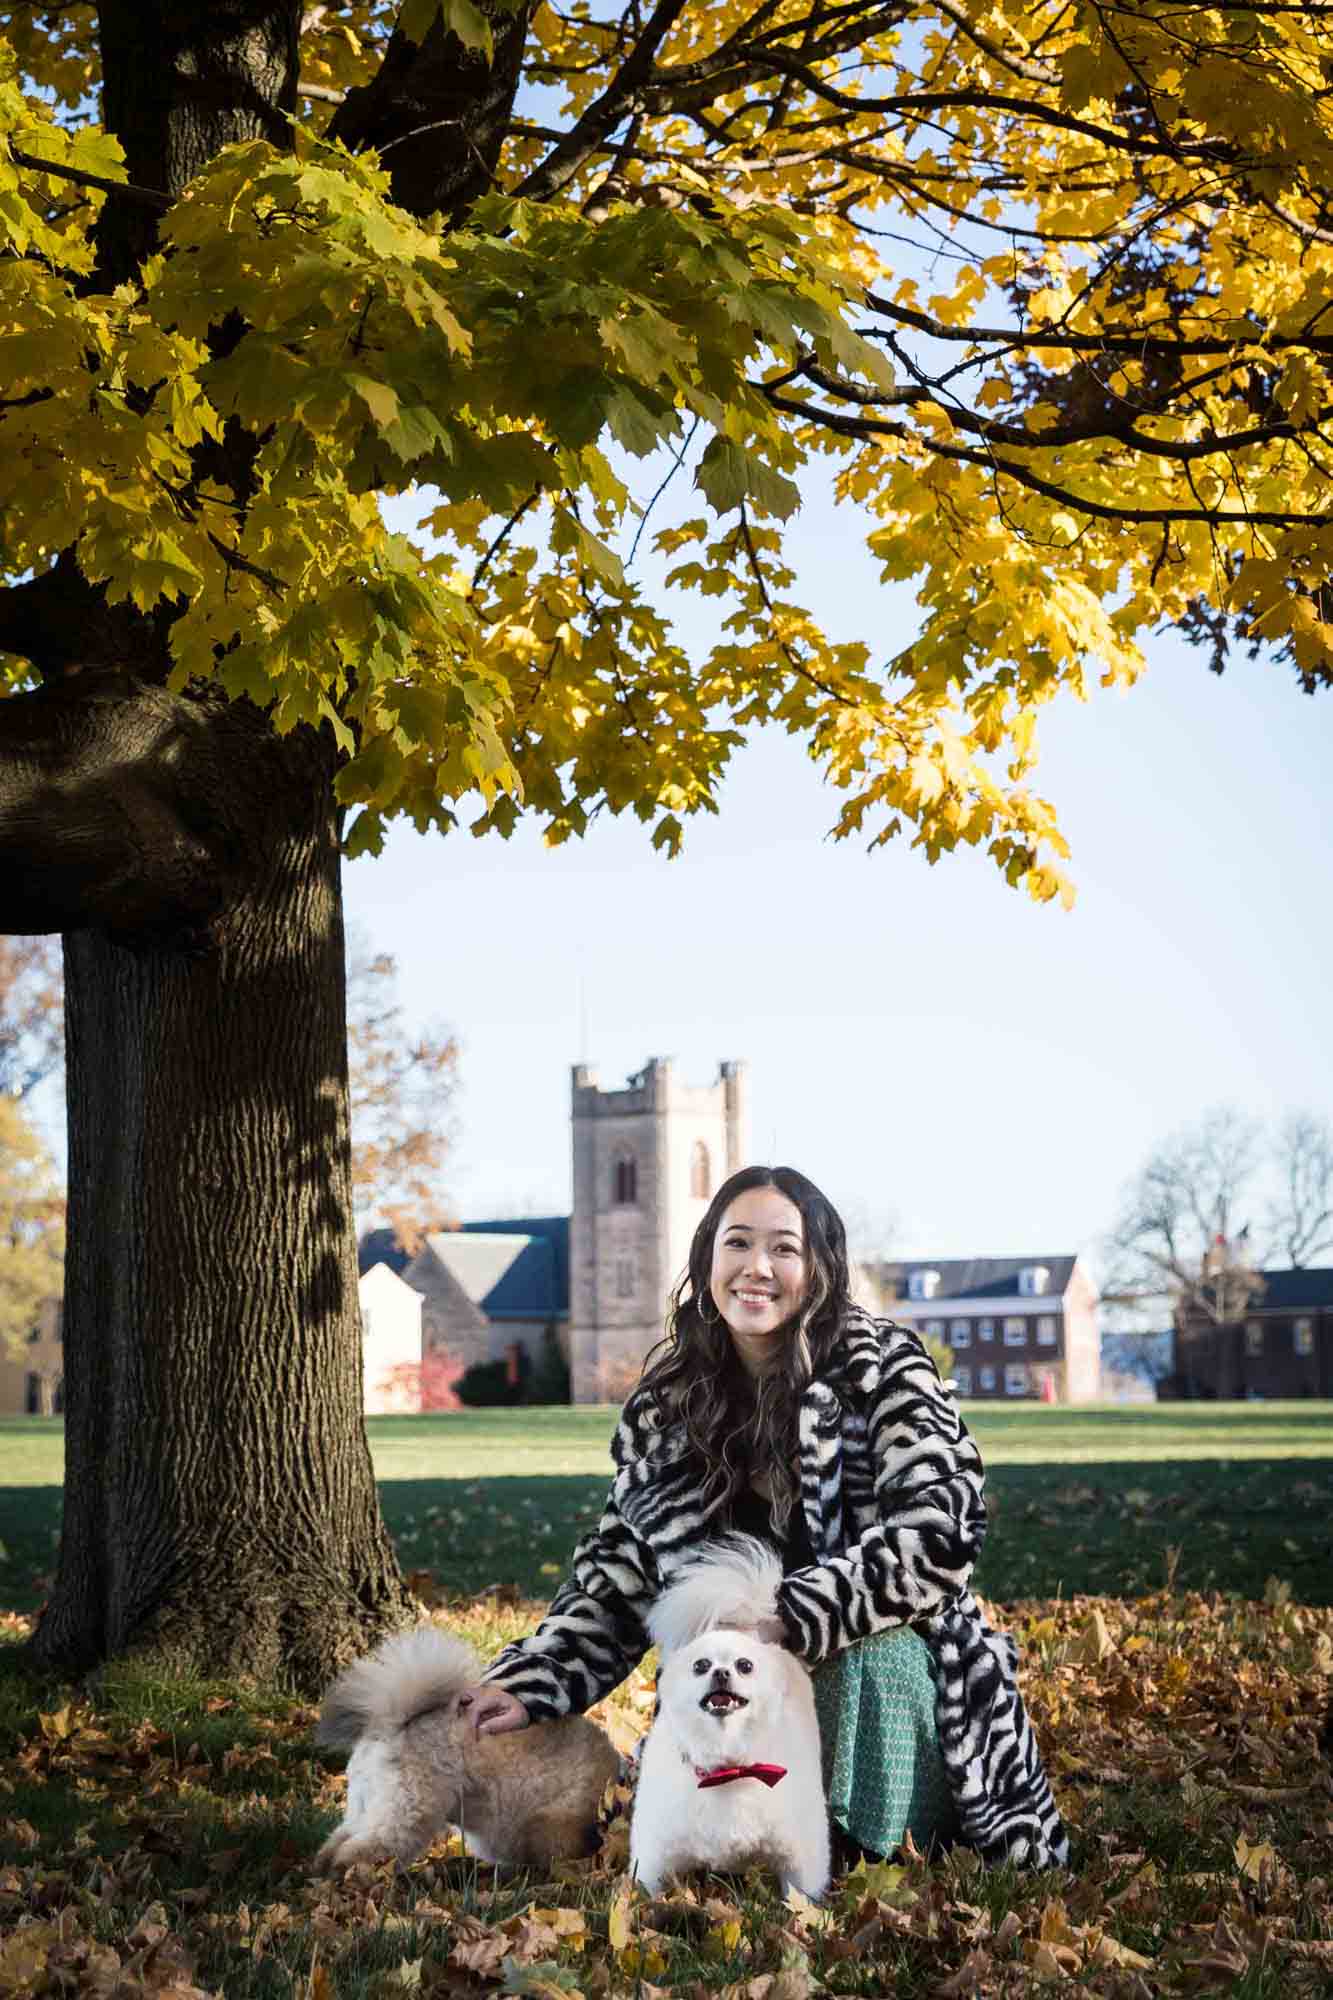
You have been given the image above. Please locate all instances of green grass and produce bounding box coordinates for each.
[3,1403,1331,1612]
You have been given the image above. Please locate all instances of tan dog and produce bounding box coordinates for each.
[314,1626,620,1871]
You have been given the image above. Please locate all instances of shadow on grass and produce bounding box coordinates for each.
[4,1458,1331,1619]
[975,1456,1333,1604]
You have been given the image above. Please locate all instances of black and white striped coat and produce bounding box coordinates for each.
[482,1312,1069,1869]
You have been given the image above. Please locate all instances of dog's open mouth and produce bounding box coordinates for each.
[700,1688,748,1716]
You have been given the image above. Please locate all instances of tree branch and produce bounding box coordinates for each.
[763,385,1333,527]
[0,678,229,935]
[865,292,1333,359]
[9,146,171,212]
[327,0,534,225]
[516,0,695,200]
[0,558,171,683]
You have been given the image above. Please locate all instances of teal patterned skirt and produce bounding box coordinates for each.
[811,1628,956,1857]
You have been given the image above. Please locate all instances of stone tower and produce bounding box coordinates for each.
[568,1057,749,1403]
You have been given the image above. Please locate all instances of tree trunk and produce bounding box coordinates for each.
[0,0,533,1689]
[23,701,412,1687]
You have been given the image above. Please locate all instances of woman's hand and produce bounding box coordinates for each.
[455,1685,530,1736]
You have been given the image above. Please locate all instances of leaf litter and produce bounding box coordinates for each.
[1,1586,1330,1997]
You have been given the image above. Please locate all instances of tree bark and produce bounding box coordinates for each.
[2,685,414,1686]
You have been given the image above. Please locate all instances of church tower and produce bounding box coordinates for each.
[568,1057,749,1403]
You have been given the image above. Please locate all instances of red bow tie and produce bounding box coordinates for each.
[696,1762,787,1790]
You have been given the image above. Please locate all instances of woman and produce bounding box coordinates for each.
[459,1165,1068,1870]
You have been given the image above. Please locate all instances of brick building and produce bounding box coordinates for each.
[864,1254,1101,1402]
[0,1296,63,1415]
[1172,1267,1333,1399]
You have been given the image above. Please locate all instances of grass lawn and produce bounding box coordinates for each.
[2,1402,1331,1612]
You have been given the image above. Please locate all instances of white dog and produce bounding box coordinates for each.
[629,1535,830,1900]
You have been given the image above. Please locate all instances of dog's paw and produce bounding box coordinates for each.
[312,1831,381,1875]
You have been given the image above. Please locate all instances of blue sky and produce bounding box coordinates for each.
[346,466,1333,1272]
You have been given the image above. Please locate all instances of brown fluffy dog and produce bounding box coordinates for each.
[314,1626,620,1871]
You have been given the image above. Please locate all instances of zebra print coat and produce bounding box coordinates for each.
[482,1311,1069,1869]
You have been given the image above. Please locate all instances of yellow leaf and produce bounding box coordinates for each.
[617,1943,667,1979]
[704,1916,743,1957]
[1072,1607,1116,1666]
[1090,1934,1155,1971]
[1235,1836,1279,1883]
[606,1892,632,1954]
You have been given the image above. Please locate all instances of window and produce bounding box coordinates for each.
[953,1365,972,1395]
[1245,1319,1263,1357]
[615,1257,636,1299]
[1005,1363,1029,1396]
[978,1318,995,1343]
[925,1318,945,1340]
[1003,1316,1027,1346]
[908,1269,941,1301]
[1018,1266,1050,1296]
[690,1140,711,1200]
[979,1366,996,1392]
[613,1154,638,1205]
[950,1319,970,1348]
[1036,1315,1057,1346]
[1293,1318,1314,1357]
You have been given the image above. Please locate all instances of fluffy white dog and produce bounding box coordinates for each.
[630,1535,830,1899]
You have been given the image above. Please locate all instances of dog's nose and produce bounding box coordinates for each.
[710,1666,731,1686]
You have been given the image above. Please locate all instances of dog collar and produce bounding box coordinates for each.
[695,1762,787,1790]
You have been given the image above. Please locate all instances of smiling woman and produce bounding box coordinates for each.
[456,1163,1069,1872]
[705,1182,809,1372]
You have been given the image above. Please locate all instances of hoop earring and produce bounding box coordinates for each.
[697,1288,718,1326]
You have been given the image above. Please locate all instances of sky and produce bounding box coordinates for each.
[344,468,1333,1276]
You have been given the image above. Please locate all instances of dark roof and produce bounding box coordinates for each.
[1252,1267,1333,1311]
[358,1215,570,1310]
[877,1255,1078,1301]
[423,1231,563,1320]
[358,1226,411,1278]
[461,1217,569,1310]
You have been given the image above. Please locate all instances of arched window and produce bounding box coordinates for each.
[690,1140,711,1200]
[613,1153,638,1206]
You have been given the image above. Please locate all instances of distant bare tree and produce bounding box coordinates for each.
[1269,1112,1333,1268]
[839,1198,901,1309]
[1103,1107,1265,1328]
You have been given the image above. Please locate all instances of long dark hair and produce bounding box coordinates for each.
[638,1164,854,1534]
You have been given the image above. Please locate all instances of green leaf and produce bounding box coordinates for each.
[605,386,677,457]
[441,0,494,58]
[694,436,800,520]
[397,0,443,44]
[573,521,624,590]
[348,373,400,430]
